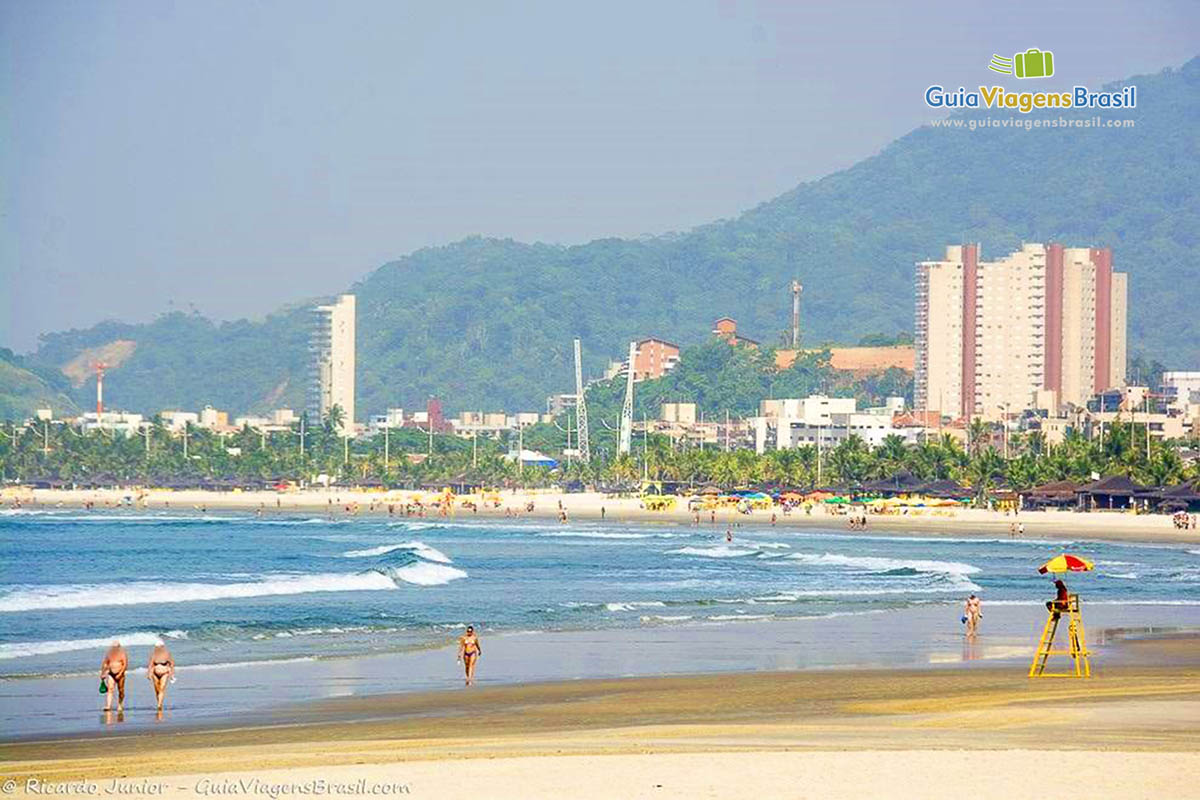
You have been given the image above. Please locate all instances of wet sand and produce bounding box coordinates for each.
[3,638,1199,798]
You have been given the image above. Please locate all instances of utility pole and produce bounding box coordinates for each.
[1145,394,1150,460]
[182,425,190,460]
[471,424,477,469]
[518,423,524,479]
[574,338,590,463]
[343,434,349,466]
[299,416,306,458]
[642,413,649,482]
[143,425,151,457]
[42,420,50,455]
[724,410,730,452]
[1002,403,1008,460]
[619,341,636,455]
[817,425,823,486]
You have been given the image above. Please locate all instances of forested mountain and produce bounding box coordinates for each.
[14,58,1199,419]
[0,350,78,420]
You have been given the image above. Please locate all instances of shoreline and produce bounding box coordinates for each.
[5,487,1199,545]
[3,643,1199,790]
[5,602,1200,742]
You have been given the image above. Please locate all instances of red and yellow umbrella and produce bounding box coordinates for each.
[1037,553,1095,574]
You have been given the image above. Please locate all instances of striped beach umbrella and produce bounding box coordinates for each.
[1037,553,1095,574]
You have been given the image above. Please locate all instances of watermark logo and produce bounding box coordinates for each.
[925,48,1134,114]
[989,49,1055,79]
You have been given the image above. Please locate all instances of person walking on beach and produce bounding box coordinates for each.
[99,641,128,712]
[146,639,175,711]
[457,626,482,686]
[963,594,982,636]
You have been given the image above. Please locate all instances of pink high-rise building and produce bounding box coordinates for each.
[915,243,1127,420]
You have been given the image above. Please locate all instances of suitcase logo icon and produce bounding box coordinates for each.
[988,49,1055,79]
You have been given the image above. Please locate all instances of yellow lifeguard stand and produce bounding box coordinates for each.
[1029,593,1091,678]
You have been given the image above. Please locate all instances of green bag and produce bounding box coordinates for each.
[99,678,107,694]
[1015,49,1054,79]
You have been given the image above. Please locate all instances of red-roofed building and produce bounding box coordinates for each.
[713,317,759,349]
[632,338,681,381]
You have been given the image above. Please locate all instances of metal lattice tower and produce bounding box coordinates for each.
[619,341,636,454]
[791,280,803,349]
[573,338,590,463]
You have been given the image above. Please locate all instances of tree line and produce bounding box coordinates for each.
[2,408,1195,498]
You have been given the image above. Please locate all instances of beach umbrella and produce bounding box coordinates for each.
[1037,554,1095,574]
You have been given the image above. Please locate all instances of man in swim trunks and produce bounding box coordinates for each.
[964,593,982,636]
[146,638,176,711]
[100,641,128,712]
[457,625,482,687]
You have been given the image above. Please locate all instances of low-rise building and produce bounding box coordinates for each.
[546,393,577,417]
[159,410,199,432]
[713,317,759,349]
[1163,372,1200,415]
[752,395,913,453]
[632,338,681,381]
[80,411,144,437]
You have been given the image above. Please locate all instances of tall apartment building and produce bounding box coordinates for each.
[915,243,1126,420]
[309,294,356,435]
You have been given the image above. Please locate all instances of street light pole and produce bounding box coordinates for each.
[817,425,823,486]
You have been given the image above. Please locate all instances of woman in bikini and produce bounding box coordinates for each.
[146,639,175,711]
[457,626,481,686]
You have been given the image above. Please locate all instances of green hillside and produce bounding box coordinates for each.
[17,58,1199,418]
[0,350,78,420]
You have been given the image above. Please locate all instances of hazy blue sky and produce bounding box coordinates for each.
[3,0,1197,351]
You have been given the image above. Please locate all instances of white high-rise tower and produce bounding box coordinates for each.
[309,294,356,435]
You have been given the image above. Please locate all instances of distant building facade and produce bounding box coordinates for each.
[632,338,681,381]
[751,395,911,453]
[1163,372,1200,415]
[309,294,356,435]
[915,243,1127,421]
[713,317,759,349]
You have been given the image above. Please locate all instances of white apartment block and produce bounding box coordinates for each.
[915,243,1127,421]
[309,294,356,435]
[752,396,911,453]
[1163,372,1200,415]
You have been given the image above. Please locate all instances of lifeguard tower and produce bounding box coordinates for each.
[1029,554,1093,679]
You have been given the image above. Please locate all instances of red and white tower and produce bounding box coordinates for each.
[94,362,108,416]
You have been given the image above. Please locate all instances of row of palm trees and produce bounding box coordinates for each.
[1,415,1196,494]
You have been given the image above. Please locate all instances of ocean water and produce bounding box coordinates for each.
[2,508,1199,679]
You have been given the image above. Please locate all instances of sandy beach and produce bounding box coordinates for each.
[6,486,1199,545]
[4,494,1200,798]
[4,641,1200,798]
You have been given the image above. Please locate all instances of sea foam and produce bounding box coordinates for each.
[0,572,400,613]
[342,540,453,563]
